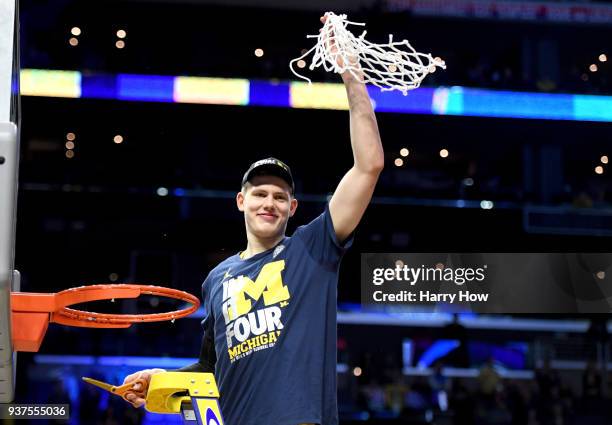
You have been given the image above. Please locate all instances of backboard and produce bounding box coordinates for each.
[0,0,19,403]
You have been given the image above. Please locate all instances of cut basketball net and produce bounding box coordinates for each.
[290,12,446,95]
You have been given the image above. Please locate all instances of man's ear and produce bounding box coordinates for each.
[289,197,298,217]
[236,191,245,212]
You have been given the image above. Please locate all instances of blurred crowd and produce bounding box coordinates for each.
[347,358,612,425]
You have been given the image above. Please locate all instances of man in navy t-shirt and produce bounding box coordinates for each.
[123,13,384,425]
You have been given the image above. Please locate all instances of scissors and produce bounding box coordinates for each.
[82,376,149,402]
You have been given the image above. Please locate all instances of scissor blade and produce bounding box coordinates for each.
[82,377,114,392]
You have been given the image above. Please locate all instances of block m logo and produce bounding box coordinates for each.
[222,260,289,323]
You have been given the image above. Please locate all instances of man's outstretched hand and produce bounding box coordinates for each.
[319,13,362,81]
[122,368,166,408]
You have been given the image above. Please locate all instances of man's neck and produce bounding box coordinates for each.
[241,234,285,259]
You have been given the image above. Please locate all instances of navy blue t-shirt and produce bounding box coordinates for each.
[201,205,352,425]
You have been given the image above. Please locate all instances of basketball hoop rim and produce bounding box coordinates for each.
[11,283,200,328]
[55,284,201,326]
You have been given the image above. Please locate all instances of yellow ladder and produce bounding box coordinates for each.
[146,372,225,424]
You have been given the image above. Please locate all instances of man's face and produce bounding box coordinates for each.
[236,175,298,241]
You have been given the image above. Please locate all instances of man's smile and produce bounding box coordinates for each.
[257,212,278,222]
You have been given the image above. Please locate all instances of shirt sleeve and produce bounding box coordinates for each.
[293,203,354,267]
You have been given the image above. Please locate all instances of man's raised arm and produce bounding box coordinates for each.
[329,71,384,243]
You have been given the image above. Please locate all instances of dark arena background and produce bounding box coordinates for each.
[5,0,612,423]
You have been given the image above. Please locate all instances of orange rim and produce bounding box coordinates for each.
[11,284,201,352]
[54,284,200,325]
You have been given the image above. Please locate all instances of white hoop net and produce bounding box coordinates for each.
[290,12,446,95]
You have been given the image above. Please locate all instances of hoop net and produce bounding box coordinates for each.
[290,12,446,95]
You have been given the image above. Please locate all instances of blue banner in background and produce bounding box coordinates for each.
[20,69,612,123]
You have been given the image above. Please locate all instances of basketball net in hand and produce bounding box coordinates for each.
[290,12,446,95]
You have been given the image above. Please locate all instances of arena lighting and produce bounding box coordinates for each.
[291,82,349,110]
[113,135,123,144]
[480,200,494,209]
[439,148,449,158]
[21,70,81,98]
[589,64,598,72]
[116,29,126,39]
[65,141,74,150]
[33,356,367,374]
[109,273,119,282]
[600,54,607,62]
[34,355,198,369]
[254,48,264,57]
[596,271,605,280]
[595,165,604,174]
[395,260,404,267]
[156,187,169,197]
[175,76,249,105]
[70,27,81,36]
[20,69,612,122]
[601,155,608,164]
[394,158,403,167]
[463,177,474,186]
[352,367,362,377]
[68,37,78,47]
[115,40,125,49]
[400,148,409,157]
[65,150,74,159]
[417,340,460,368]
[297,60,306,69]
[66,132,75,141]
